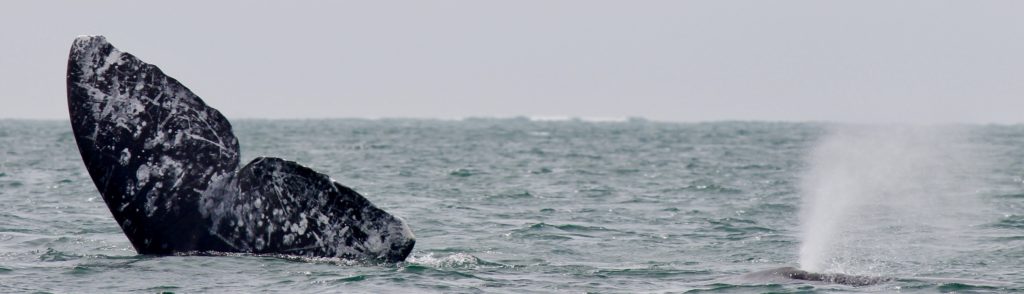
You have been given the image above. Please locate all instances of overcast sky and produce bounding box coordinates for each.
[2,1,1023,123]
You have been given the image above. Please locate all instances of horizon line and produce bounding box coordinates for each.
[2,116,1022,126]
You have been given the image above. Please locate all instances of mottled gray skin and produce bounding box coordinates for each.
[743,267,890,287]
[201,157,415,261]
[67,36,414,262]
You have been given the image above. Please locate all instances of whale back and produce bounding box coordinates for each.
[67,35,241,253]
[742,267,890,287]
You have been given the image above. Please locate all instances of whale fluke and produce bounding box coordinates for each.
[66,35,414,262]
[202,157,415,261]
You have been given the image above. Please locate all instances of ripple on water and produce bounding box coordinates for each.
[39,248,80,262]
[448,168,481,177]
[530,167,553,174]
[683,183,743,194]
[936,282,1002,292]
[488,190,533,199]
[703,218,774,234]
[506,222,616,241]
[525,222,612,233]
[67,265,95,275]
[143,285,181,292]
[591,267,712,279]
[572,189,617,200]
[334,275,367,282]
[992,215,1024,229]
[994,193,1024,199]
[684,283,791,293]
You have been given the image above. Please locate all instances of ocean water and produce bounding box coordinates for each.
[0,119,1022,293]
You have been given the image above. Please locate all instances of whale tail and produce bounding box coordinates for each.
[67,35,414,261]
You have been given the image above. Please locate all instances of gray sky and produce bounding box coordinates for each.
[2,1,1023,123]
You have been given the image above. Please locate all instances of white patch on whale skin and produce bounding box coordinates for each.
[119,148,131,166]
[144,182,164,217]
[135,164,151,186]
[93,42,123,76]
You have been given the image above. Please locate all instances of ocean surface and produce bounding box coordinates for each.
[0,119,1022,293]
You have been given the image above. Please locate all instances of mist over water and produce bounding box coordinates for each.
[798,125,988,275]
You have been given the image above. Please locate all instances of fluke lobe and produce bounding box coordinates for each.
[66,35,414,262]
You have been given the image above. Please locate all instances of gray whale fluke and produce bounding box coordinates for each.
[66,35,414,262]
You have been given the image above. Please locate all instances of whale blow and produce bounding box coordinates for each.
[66,35,414,262]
